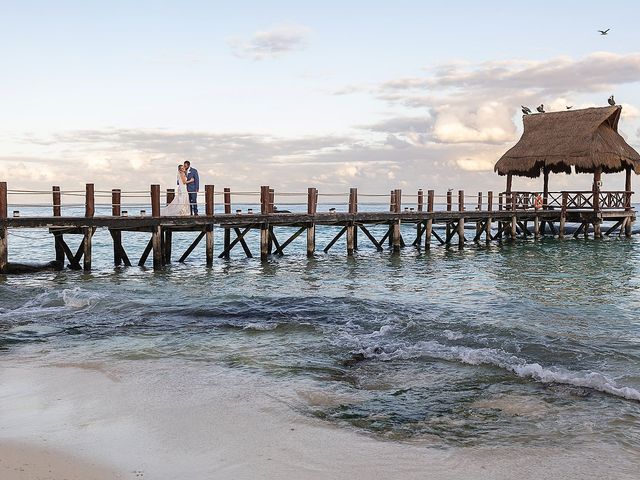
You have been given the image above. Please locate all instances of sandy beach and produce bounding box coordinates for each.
[0,359,637,480]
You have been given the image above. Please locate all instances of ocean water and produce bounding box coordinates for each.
[1,211,640,452]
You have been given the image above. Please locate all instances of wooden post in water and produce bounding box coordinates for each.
[559,191,567,239]
[307,187,317,256]
[416,189,424,246]
[475,191,482,241]
[486,191,493,243]
[457,190,465,249]
[625,166,633,237]
[388,190,396,246]
[260,185,270,260]
[52,186,64,265]
[151,184,162,270]
[593,167,602,238]
[163,189,174,263]
[83,184,94,271]
[111,189,122,266]
[223,188,231,258]
[0,182,7,273]
[347,188,357,255]
[510,191,517,240]
[425,190,434,249]
[268,188,275,254]
[446,190,452,242]
[392,189,401,252]
[205,185,214,266]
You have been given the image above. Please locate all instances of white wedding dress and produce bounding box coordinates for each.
[161,174,190,216]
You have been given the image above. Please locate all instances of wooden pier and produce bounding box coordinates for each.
[0,181,635,272]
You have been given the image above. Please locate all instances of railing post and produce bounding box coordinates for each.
[260,186,270,260]
[0,182,7,273]
[425,190,434,249]
[205,185,215,266]
[559,191,568,239]
[151,185,161,218]
[85,183,95,218]
[347,187,357,255]
[593,167,602,238]
[166,188,175,206]
[457,190,465,248]
[150,184,162,270]
[392,189,402,252]
[112,189,121,216]
[223,188,231,259]
[205,185,214,216]
[53,186,61,217]
[307,187,317,256]
[486,191,493,243]
[510,191,517,240]
[389,190,396,213]
[416,189,424,245]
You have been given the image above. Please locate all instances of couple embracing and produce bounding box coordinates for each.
[162,161,200,216]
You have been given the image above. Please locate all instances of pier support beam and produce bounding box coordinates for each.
[425,190,434,250]
[205,185,215,267]
[260,185,271,260]
[347,188,357,256]
[307,187,317,256]
[0,182,8,273]
[392,189,402,252]
[223,188,231,258]
[457,190,465,249]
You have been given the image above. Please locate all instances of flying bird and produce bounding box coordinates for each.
[566,106,573,109]
[536,104,545,113]
[598,29,610,35]
[521,105,531,115]
[608,95,616,106]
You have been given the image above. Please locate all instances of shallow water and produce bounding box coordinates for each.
[1,217,640,450]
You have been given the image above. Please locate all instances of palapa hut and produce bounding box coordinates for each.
[494,105,640,212]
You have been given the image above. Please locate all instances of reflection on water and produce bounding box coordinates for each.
[1,224,640,448]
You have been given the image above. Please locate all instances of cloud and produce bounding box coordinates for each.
[228,25,310,60]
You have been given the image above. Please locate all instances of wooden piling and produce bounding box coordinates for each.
[260,185,270,260]
[457,190,465,248]
[111,189,122,265]
[416,189,424,246]
[558,191,567,239]
[80,184,95,270]
[0,182,7,273]
[223,188,231,258]
[392,189,401,252]
[425,190,434,249]
[486,191,493,243]
[162,189,173,264]
[307,187,317,256]
[593,167,602,239]
[150,185,162,270]
[510,192,517,240]
[347,187,357,255]
[204,185,214,266]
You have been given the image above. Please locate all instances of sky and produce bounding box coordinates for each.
[2,0,640,199]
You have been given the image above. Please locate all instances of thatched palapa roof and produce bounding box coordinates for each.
[494,106,640,177]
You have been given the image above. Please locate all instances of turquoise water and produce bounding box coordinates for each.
[1,216,640,450]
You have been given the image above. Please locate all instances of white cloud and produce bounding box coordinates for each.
[228,25,311,60]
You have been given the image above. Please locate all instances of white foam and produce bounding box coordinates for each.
[61,288,99,308]
[377,340,640,402]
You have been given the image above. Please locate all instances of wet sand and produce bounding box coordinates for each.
[0,359,637,480]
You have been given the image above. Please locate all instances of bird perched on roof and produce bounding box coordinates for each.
[608,95,616,106]
[598,29,610,35]
[536,104,545,113]
[521,105,531,115]
[566,106,573,109]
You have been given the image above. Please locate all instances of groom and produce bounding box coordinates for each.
[183,160,200,216]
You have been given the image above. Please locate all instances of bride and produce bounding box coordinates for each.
[161,165,190,216]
